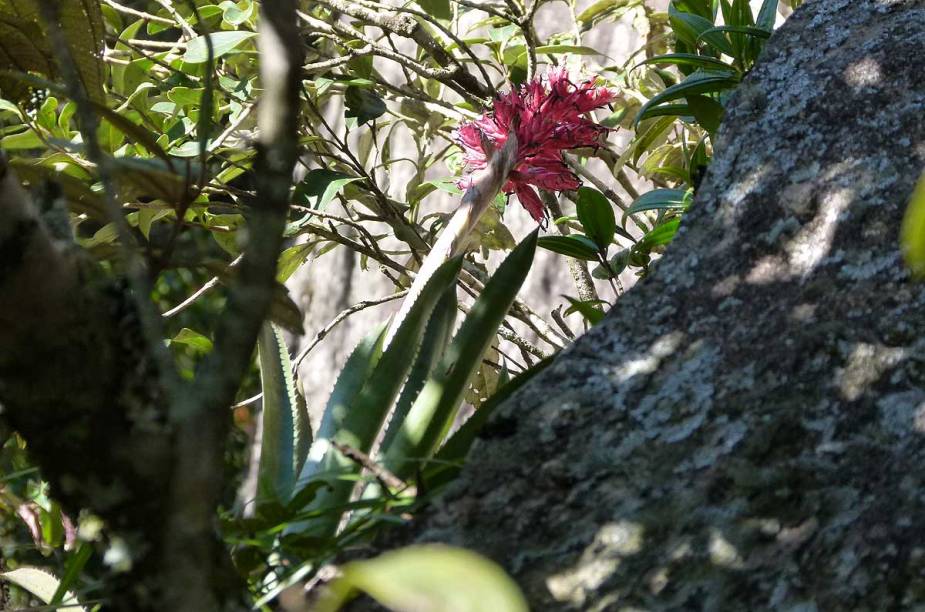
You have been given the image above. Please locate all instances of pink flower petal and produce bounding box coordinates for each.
[452,67,613,222]
[515,184,546,222]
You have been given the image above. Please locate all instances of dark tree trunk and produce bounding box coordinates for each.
[387,1,925,609]
[0,2,302,608]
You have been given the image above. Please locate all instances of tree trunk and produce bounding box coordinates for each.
[389,1,925,609]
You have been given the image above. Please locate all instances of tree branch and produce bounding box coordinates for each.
[161,2,303,610]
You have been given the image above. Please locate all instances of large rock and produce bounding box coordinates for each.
[395,1,925,609]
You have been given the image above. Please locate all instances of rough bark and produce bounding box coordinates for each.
[381,1,925,609]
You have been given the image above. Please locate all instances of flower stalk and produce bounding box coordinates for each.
[384,133,519,348]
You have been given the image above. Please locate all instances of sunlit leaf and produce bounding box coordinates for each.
[635,70,739,126]
[317,545,528,612]
[183,31,257,63]
[625,188,691,216]
[1,567,85,611]
[538,235,600,261]
[901,172,925,276]
[171,328,214,353]
[564,296,607,324]
[576,186,616,250]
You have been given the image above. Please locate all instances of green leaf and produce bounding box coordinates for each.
[756,0,778,30]
[183,31,257,63]
[293,169,362,211]
[626,188,691,216]
[720,0,754,27]
[635,70,739,126]
[221,0,254,26]
[537,235,600,261]
[345,86,386,126]
[668,5,717,48]
[564,296,607,324]
[672,0,716,21]
[415,0,451,20]
[687,134,711,187]
[0,127,44,150]
[316,545,528,612]
[697,25,770,43]
[901,172,925,276]
[576,0,636,28]
[276,243,314,282]
[1,567,85,611]
[293,257,464,538]
[256,323,310,507]
[171,328,214,353]
[50,544,92,607]
[637,53,733,72]
[422,356,553,488]
[632,115,676,165]
[640,217,682,248]
[167,86,204,107]
[381,231,537,479]
[534,44,603,55]
[55,0,107,104]
[0,98,22,117]
[576,186,616,250]
[686,93,725,134]
[381,286,458,451]
[138,207,172,241]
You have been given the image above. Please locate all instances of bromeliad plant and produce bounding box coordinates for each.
[242,67,619,577]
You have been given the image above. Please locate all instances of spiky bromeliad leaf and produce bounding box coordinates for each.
[422,355,554,490]
[381,230,538,480]
[256,322,311,507]
[290,256,464,538]
[381,286,458,450]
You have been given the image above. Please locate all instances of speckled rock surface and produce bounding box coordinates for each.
[392,1,925,609]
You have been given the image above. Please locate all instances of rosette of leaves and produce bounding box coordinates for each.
[244,231,541,562]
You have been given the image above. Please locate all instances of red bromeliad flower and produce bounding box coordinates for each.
[455,67,616,222]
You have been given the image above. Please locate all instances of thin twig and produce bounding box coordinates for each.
[125,38,188,49]
[292,291,408,371]
[102,0,174,25]
[332,441,412,494]
[162,255,243,318]
[152,0,198,39]
[313,0,492,100]
[210,105,254,150]
[358,0,494,93]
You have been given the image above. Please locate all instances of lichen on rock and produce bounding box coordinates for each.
[383,1,925,609]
